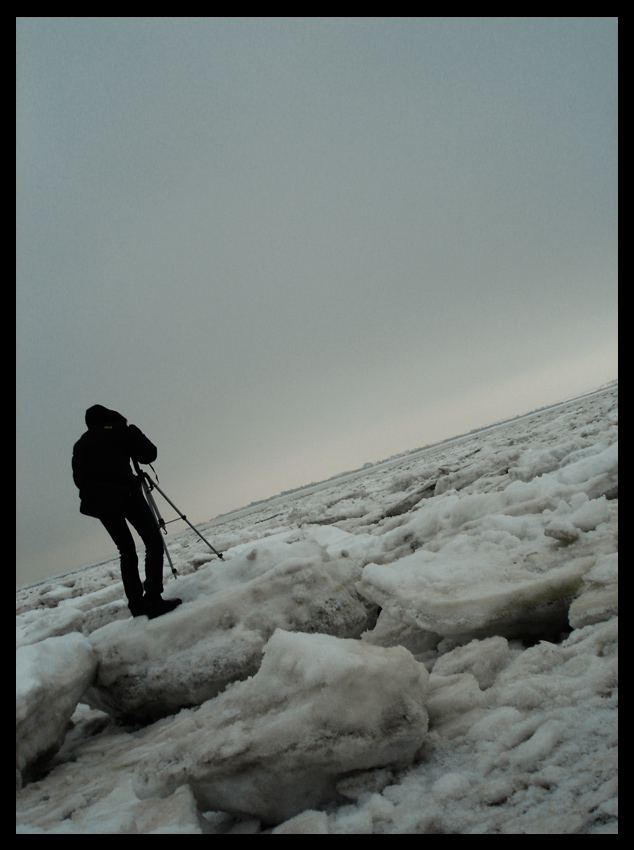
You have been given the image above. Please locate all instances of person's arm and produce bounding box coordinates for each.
[126,424,158,465]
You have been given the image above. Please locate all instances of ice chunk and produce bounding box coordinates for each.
[568,553,618,628]
[133,630,429,824]
[431,636,514,689]
[358,549,592,639]
[489,621,617,711]
[272,810,330,834]
[357,444,616,640]
[16,633,97,786]
[585,552,618,584]
[544,494,611,543]
[543,519,580,544]
[426,673,486,730]
[362,608,440,662]
[16,605,85,649]
[84,536,371,720]
[510,440,582,482]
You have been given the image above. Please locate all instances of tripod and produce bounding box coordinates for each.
[133,459,223,579]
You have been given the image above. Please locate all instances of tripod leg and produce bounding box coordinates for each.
[145,479,224,560]
[160,537,178,579]
[140,480,178,578]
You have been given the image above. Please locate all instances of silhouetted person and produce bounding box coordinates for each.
[72,405,181,619]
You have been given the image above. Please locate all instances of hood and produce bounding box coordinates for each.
[85,405,127,430]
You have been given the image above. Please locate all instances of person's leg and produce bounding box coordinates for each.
[124,490,165,598]
[124,490,182,618]
[99,512,144,608]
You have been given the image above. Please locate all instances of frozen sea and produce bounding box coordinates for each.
[16,384,617,834]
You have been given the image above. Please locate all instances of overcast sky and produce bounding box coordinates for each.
[17,17,618,586]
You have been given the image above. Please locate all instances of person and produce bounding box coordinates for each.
[72,405,182,619]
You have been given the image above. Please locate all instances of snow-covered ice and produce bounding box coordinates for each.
[16,384,617,833]
[16,633,97,787]
[82,536,373,720]
[133,629,429,823]
[357,442,616,640]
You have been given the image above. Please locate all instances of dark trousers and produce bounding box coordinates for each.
[100,490,164,603]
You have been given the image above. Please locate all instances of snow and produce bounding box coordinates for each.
[133,629,429,824]
[82,536,372,720]
[16,384,617,833]
[16,633,97,787]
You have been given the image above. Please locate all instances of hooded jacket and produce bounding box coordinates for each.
[72,405,158,517]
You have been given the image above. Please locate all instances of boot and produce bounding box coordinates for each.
[144,594,183,620]
[128,597,146,617]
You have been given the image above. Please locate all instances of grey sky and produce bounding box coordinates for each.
[16,17,618,586]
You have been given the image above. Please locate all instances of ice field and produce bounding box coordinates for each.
[16,383,617,833]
